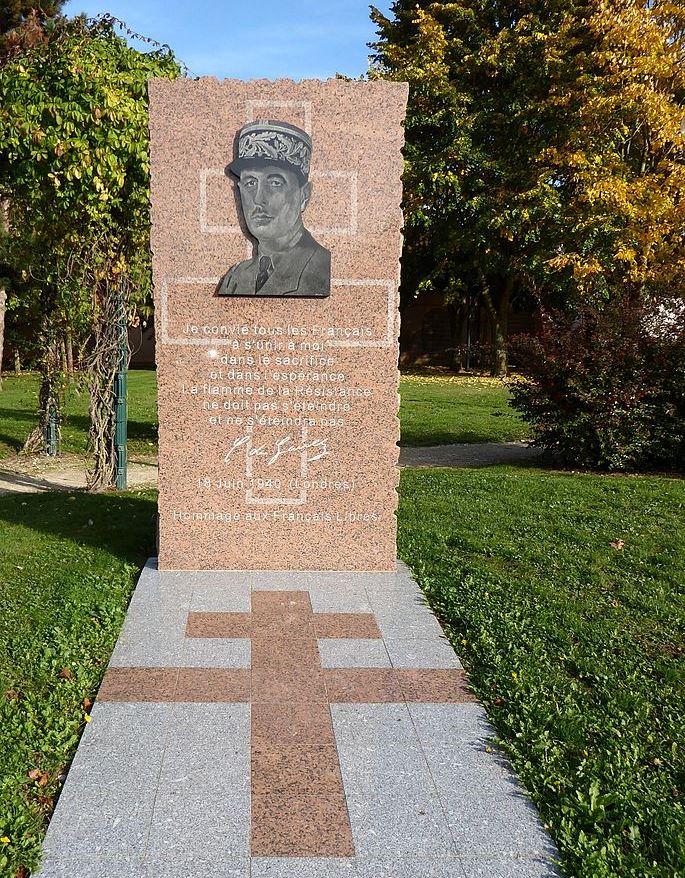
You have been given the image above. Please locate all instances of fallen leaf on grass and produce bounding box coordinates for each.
[15,866,28,878]
[82,697,93,711]
[5,690,20,701]
[610,539,625,550]
[57,668,74,680]
[27,769,49,786]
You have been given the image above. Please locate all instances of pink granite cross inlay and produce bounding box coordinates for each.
[98,590,476,857]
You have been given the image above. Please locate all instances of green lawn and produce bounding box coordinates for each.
[0,470,683,876]
[0,370,529,459]
[399,373,530,445]
[0,371,158,460]
[399,467,685,878]
[0,489,157,875]
[1,371,682,877]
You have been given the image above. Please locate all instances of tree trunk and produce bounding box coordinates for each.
[0,288,5,387]
[479,272,512,377]
[14,349,21,375]
[87,275,126,491]
[495,275,512,376]
[66,327,74,377]
[21,370,61,455]
[21,323,62,455]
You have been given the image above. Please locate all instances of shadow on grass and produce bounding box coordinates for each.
[0,432,25,453]
[0,489,158,564]
[47,412,158,444]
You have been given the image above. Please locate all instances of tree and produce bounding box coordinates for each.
[371,0,685,374]
[0,0,64,57]
[372,0,581,373]
[0,15,181,485]
[507,0,685,470]
[0,1,66,383]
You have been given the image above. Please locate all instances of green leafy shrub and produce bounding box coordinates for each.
[509,300,685,471]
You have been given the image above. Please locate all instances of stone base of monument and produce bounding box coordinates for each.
[37,561,562,878]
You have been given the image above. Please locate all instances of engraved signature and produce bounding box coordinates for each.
[224,432,330,467]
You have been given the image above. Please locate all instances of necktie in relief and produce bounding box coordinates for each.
[255,255,274,293]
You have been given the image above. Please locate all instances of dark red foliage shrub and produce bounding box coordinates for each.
[508,299,685,471]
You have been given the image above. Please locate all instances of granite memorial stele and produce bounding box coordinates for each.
[150,79,408,570]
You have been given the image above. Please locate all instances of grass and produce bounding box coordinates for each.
[399,372,530,445]
[0,370,529,461]
[1,471,683,876]
[1,373,682,877]
[0,371,158,460]
[0,489,157,876]
[399,467,685,878]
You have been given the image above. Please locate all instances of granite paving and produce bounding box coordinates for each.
[37,559,564,878]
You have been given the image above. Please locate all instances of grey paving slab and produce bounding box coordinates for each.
[39,704,168,876]
[407,702,494,745]
[445,791,558,859]
[143,861,250,878]
[146,704,250,867]
[309,585,373,613]
[247,570,397,591]
[109,572,192,667]
[343,776,456,857]
[318,638,391,668]
[39,798,154,877]
[373,608,446,639]
[407,705,557,858]
[68,701,172,758]
[181,637,251,668]
[38,561,563,878]
[385,636,462,669]
[251,859,358,878]
[365,589,432,615]
[356,858,466,878]
[364,575,423,597]
[334,707,455,856]
[190,581,251,612]
[331,703,419,748]
[460,854,564,878]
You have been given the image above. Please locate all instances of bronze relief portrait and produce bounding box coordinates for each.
[217,120,331,298]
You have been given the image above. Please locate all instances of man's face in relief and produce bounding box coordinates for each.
[238,163,312,249]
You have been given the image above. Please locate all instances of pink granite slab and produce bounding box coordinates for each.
[149,79,407,570]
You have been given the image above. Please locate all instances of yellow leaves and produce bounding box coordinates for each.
[0,837,9,844]
[84,713,92,723]
[547,253,604,280]
[614,247,636,263]
[402,372,509,387]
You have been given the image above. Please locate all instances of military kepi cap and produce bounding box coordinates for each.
[228,120,312,184]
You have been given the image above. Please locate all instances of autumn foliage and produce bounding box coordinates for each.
[509,301,685,470]
[373,0,685,465]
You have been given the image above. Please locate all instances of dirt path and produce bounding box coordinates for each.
[0,454,158,494]
[0,443,545,495]
[399,440,545,468]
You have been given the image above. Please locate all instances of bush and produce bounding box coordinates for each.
[508,300,685,471]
